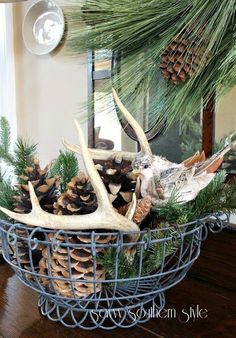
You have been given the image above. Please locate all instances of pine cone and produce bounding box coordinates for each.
[117,196,152,224]
[52,178,116,298]
[94,156,136,208]
[160,31,207,85]
[53,173,97,215]
[10,228,43,281]
[39,233,114,298]
[14,158,60,214]
[12,158,60,275]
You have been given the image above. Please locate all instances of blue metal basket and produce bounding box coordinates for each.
[0,213,229,330]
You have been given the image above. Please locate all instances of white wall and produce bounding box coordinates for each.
[216,88,236,225]
[12,1,88,167]
[216,86,236,141]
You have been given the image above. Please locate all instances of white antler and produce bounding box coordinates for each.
[0,122,139,233]
[112,88,152,156]
[63,88,152,161]
[63,140,136,162]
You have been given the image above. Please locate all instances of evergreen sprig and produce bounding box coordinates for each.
[0,117,14,165]
[192,170,236,218]
[0,117,37,178]
[13,138,37,177]
[49,150,79,192]
[0,170,16,221]
[153,170,236,225]
[99,223,180,280]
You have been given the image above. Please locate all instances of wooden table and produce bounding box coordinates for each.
[0,230,235,338]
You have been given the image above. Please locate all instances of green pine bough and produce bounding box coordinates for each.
[64,0,236,129]
[99,223,181,281]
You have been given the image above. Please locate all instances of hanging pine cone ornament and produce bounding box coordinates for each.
[39,233,114,298]
[13,158,60,214]
[94,156,136,208]
[160,30,207,85]
[54,173,97,215]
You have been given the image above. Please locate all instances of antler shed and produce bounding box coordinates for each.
[0,122,139,233]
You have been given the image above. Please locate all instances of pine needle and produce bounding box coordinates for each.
[99,223,180,279]
[0,117,14,165]
[49,150,79,192]
[0,171,16,221]
[13,138,37,178]
[191,170,236,217]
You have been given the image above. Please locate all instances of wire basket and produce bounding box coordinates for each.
[0,213,229,330]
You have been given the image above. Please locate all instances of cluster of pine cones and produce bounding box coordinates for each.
[12,157,152,298]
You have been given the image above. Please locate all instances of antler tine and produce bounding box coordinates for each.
[112,88,152,156]
[0,182,47,227]
[74,120,112,210]
[62,138,136,162]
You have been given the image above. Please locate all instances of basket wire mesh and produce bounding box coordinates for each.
[0,212,229,330]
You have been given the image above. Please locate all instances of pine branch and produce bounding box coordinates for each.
[99,223,180,279]
[13,138,37,178]
[0,117,14,165]
[141,223,181,274]
[99,248,139,280]
[191,170,236,217]
[64,0,236,129]
[152,197,194,225]
[0,176,16,221]
[49,150,79,192]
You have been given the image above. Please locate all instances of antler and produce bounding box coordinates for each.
[64,88,152,161]
[0,122,139,233]
[112,88,152,156]
[63,140,136,162]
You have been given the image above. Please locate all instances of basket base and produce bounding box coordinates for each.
[38,292,166,330]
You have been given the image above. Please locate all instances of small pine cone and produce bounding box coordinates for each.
[53,173,97,215]
[160,30,207,85]
[94,156,136,208]
[117,196,152,224]
[14,158,60,214]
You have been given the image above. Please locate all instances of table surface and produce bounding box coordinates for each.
[0,230,235,338]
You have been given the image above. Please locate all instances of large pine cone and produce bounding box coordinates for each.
[95,156,136,208]
[54,173,97,215]
[160,31,207,85]
[14,158,60,214]
[39,233,114,298]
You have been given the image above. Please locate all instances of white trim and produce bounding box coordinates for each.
[0,4,17,144]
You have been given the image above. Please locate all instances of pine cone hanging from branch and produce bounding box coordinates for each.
[13,158,60,214]
[160,30,207,85]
